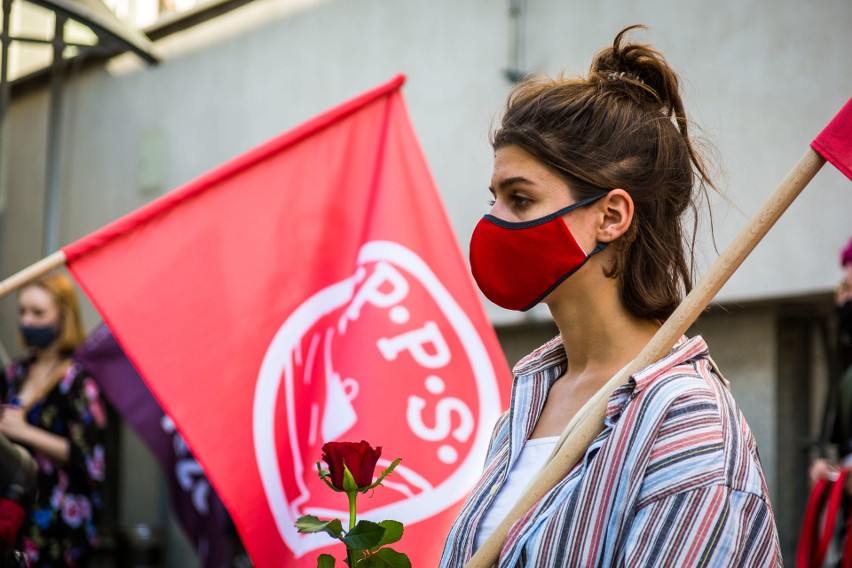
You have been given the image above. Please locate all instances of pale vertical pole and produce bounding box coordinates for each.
[43,12,67,256]
[0,0,12,211]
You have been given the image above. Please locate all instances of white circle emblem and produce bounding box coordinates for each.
[253,241,501,557]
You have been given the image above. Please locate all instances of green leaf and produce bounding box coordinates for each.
[345,549,365,567]
[294,515,344,539]
[359,547,411,568]
[324,519,344,539]
[317,554,336,568]
[369,520,403,550]
[295,515,329,533]
[364,458,402,491]
[342,464,360,493]
[341,520,385,550]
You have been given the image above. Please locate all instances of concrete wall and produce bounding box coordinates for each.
[3,0,852,565]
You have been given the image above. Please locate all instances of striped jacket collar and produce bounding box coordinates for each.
[511,334,716,423]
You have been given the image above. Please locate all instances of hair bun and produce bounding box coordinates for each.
[592,25,681,117]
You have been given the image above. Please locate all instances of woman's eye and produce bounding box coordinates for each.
[511,195,531,208]
[487,192,532,211]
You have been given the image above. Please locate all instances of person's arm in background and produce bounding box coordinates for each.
[0,361,72,464]
[0,406,71,463]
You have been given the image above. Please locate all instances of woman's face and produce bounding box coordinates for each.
[489,145,597,250]
[19,285,61,329]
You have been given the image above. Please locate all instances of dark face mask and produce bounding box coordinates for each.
[19,324,60,350]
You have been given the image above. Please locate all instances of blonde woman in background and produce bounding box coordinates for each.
[0,274,107,568]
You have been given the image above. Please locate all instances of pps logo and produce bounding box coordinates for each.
[253,241,502,556]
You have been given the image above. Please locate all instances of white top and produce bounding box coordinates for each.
[473,436,560,551]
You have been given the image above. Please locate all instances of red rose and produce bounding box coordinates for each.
[321,440,382,491]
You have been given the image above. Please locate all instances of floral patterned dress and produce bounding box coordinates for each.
[1,359,107,568]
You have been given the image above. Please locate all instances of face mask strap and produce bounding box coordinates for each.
[484,192,609,229]
[587,242,608,256]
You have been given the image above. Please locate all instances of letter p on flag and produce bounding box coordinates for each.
[61,76,512,567]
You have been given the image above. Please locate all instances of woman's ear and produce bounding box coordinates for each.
[596,189,634,243]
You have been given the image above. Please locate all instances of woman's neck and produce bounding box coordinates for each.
[32,344,63,367]
[548,280,659,381]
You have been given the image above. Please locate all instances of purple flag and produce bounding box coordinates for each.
[74,324,232,568]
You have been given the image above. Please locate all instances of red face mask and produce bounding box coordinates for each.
[469,194,607,311]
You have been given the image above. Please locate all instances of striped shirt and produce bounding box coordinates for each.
[439,335,782,567]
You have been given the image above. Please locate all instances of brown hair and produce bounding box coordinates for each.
[492,25,715,320]
[20,273,86,355]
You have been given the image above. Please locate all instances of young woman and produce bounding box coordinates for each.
[0,274,107,567]
[440,26,781,566]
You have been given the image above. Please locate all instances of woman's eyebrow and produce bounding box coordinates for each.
[490,176,535,193]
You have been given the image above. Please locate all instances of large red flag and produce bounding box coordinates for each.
[62,75,511,567]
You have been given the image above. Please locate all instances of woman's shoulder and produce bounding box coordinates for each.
[4,356,31,377]
[1,357,30,392]
[56,360,96,395]
[632,346,741,444]
[629,339,767,498]
[631,336,724,407]
[627,339,735,459]
[55,361,108,431]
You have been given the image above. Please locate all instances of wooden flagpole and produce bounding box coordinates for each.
[465,147,826,567]
[0,251,67,299]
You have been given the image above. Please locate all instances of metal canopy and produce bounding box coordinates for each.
[12,0,158,66]
[0,0,158,256]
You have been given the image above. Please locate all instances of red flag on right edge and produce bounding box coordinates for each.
[811,96,852,180]
[60,76,512,567]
